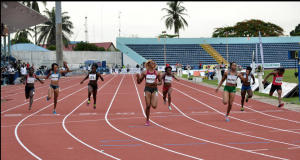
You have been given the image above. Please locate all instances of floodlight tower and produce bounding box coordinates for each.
[119,12,121,37]
[85,16,88,42]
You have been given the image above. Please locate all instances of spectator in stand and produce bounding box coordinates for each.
[122,65,125,69]
[199,62,202,70]
[26,62,30,70]
[17,64,21,77]
[136,64,140,68]
[21,65,27,77]
[126,64,130,74]
[221,61,225,77]
[8,66,15,85]
[32,64,35,72]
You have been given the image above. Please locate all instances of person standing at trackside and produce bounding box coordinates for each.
[118,64,122,74]
[161,65,179,110]
[36,61,71,114]
[240,67,255,111]
[262,67,285,108]
[21,64,27,77]
[215,62,249,122]
[136,59,162,126]
[80,64,104,109]
[136,64,140,68]
[126,64,130,74]
[140,63,143,73]
[221,61,225,77]
[112,63,116,74]
[199,62,202,70]
[20,68,44,110]
[8,66,15,85]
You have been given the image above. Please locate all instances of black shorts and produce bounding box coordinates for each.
[144,86,158,93]
[25,87,35,94]
[112,69,115,72]
[88,84,98,90]
[127,69,130,72]
[270,84,282,93]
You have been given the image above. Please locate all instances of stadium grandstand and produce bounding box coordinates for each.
[117,37,300,69]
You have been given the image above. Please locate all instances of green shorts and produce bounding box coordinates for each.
[224,85,236,93]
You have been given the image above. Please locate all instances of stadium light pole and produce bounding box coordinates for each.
[162,31,166,66]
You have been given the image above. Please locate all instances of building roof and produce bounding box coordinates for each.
[1,1,51,34]
[93,42,116,50]
[10,43,50,52]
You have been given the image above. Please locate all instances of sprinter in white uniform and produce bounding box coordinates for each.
[161,65,179,110]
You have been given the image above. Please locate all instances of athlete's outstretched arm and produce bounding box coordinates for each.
[60,61,71,73]
[262,71,276,84]
[172,74,180,81]
[215,71,227,93]
[80,74,90,84]
[238,72,248,83]
[36,72,51,80]
[98,73,104,81]
[156,72,162,85]
[35,74,44,84]
[20,75,27,84]
[136,71,146,84]
[251,74,255,85]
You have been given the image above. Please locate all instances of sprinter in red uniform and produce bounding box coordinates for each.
[262,67,285,108]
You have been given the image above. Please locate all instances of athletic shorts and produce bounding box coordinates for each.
[144,86,157,93]
[50,85,59,90]
[241,85,251,91]
[163,86,172,91]
[88,83,98,90]
[25,87,35,94]
[224,85,236,93]
[127,69,130,72]
[270,84,282,93]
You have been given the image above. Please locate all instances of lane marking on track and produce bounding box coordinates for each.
[79,113,97,115]
[100,144,142,146]
[105,75,202,159]
[165,143,206,145]
[14,75,107,160]
[1,76,109,114]
[134,76,290,160]
[228,142,270,144]
[67,147,73,149]
[173,81,300,123]
[4,114,22,116]
[62,75,120,160]
[173,87,300,134]
[248,146,300,152]
[100,139,138,142]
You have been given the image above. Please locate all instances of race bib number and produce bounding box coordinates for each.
[227,75,237,84]
[275,77,283,83]
[89,74,96,80]
[146,75,156,83]
[51,74,59,80]
[27,78,34,83]
[165,76,172,83]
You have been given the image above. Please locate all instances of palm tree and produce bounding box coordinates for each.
[20,1,47,45]
[36,7,74,47]
[14,27,34,40]
[161,1,189,38]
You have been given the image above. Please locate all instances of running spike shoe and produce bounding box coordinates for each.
[246,95,249,103]
[164,100,166,105]
[145,120,149,126]
[278,103,284,108]
[47,96,49,101]
[87,100,90,106]
[225,115,229,121]
[168,106,172,110]
[241,107,244,111]
[94,104,96,109]
[53,110,56,114]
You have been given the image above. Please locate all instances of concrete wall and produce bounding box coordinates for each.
[11,51,122,69]
[123,53,140,68]
[117,37,300,45]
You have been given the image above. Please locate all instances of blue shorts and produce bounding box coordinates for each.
[50,84,59,90]
[241,85,251,91]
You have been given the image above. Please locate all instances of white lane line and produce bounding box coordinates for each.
[105,75,201,159]
[1,75,110,114]
[173,81,300,123]
[14,77,99,160]
[248,146,300,152]
[157,91,299,148]
[132,75,288,160]
[4,114,22,116]
[173,87,300,135]
[62,75,120,160]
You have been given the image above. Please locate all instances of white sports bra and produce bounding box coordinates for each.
[226,71,237,84]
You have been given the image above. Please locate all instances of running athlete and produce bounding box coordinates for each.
[20,68,44,110]
[161,66,179,110]
[215,62,249,121]
[240,66,255,111]
[36,62,71,114]
[262,67,285,108]
[136,60,162,126]
[80,64,104,109]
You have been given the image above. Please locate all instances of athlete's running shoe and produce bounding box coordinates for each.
[225,115,229,121]
[28,106,31,110]
[241,107,244,111]
[94,104,96,109]
[246,95,249,103]
[164,100,166,105]
[145,120,149,126]
[87,100,90,106]
[47,96,49,101]
[168,106,172,110]
[53,110,56,114]
[278,103,284,108]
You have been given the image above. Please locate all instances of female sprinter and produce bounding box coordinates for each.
[20,67,44,110]
[215,62,249,121]
[136,60,162,126]
[161,65,179,110]
[240,66,255,111]
[80,64,104,109]
[37,62,70,114]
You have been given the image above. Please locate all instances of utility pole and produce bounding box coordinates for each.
[85,16,88,42]
[119,12,121,37]
[55,1,63,67]
[162,31,166,65]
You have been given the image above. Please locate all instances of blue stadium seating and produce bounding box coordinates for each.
[126,43,300,68]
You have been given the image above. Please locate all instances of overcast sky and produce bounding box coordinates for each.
[23,1,300,47]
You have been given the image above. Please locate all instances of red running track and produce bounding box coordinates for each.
[1,74,300,160]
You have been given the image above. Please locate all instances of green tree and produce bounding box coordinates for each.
[161,1,189,38]
[290,24,300,36]
[73,41,101,51]
[36,7,74,47]
[20,1,47,45]
[212,19,284,37]
[158,34,179,38]
[11,37,33,45]
[47,45,56,51]
[14,28,34,40]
